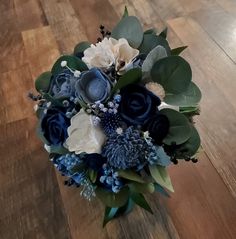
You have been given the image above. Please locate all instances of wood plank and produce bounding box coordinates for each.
[39,0,87,53]
[0,118,71,239]
[167,17,236,198]
[166,152,236,239]
[191,5,236,62]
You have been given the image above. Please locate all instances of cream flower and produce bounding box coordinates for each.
[145,82,165,101]
[82,38,115,69]
[82,37,139,74]
[64,111,106,154]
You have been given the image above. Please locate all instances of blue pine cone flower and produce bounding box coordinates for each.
[75,68,112,104]
[102,127,147,169]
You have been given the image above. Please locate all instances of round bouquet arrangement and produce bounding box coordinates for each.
[30,8,201,226]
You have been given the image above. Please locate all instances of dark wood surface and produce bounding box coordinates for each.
[0,0,236,238]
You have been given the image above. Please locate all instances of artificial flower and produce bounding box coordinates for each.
[65,110,106,154]
[145,82,165,101]
[118,84,161,126]
[83,153,106,171]
[75,68,112,104]
[41,107,70,145]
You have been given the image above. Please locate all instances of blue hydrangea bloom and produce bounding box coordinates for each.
[102,127,147,169]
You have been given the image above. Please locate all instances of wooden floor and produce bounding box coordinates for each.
[0,0,236,238]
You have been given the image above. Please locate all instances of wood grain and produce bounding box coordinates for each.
[1,0,236,238]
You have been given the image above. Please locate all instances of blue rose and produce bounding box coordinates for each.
[118,84,161,126]
[50,69,78,98]
[75,68,112,104]
[41,108,70,145]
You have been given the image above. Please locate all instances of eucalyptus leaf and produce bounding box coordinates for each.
[96,187,129,208]
[51,55,88,76]
[159,27,168,39]
[160,108,192,145]
[164,82,202,107]
[144,28,157,35]
[111,16,143,48]
[129,182,155,194]
[176,126,201,158]
[142,45,167,77]
[111,68,142,94]
[171,46,188,55]
[130,193,153,214]
[103,207,119,227]
[151,56,192,94]
[149,165,174,192]
[35,71,52,93]
[139,34,171,55]
[73,41,91,56]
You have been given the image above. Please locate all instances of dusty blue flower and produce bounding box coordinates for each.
[102,127,146,169]
[75,68,112,104]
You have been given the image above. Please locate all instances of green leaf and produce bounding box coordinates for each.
[171,46,188,55]
[88,169,97,183]
[51,55,88,76]
[149,165,174,192]
[118,170,145,183]
[73,41,91,56]
[129,182,155,194]
[103,207,119,227]
[96,187,129,208]
[159,27,168,39]
[154,184,170,197]
[35,71,52,93]
[35,106,45,119]
[144,28,157,35]
[111,68,142,94]
[117,197,135,216]
[151,56,192,94]
[130,193,153,214]
[164,82,202,107]
[36,122,49,145]
[160,108,192,145]
[142,45,167,77]
[45,145,69,154]
[139,34,171,55]
[42,93,64,107]
[122,6,129,18]
[176,126,201,158]
[111,16,143,48]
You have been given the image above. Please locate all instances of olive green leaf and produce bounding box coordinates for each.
[130,193,153,214]
[139,33,171,55]
[129,182,155,194]
[73,41,91,56]
[51,55,88,76]
[88,169,97,183]
[149,165,174,192]
[122,6,129,18]
[118,170,145,183]
[151,56,192,94]
[96,187,129,208]
[35,71,52,93]
[171,46,188,55]
[44,145,69,154]
[111,16,143,48]
[111,67,142,94]
[154,184,170,197]
[160,108,192,145]
[116,198,135,216]
[164,82,202,107]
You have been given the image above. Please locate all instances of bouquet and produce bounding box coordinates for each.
[30,7,201,226]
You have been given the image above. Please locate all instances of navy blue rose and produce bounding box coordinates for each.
[41,108,70,145]
[75,68,112,104]
[144,114,169,145]
[118,84,161,126]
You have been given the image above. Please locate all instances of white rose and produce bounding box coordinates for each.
[82,37,139,74]
[64,110,106,154]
